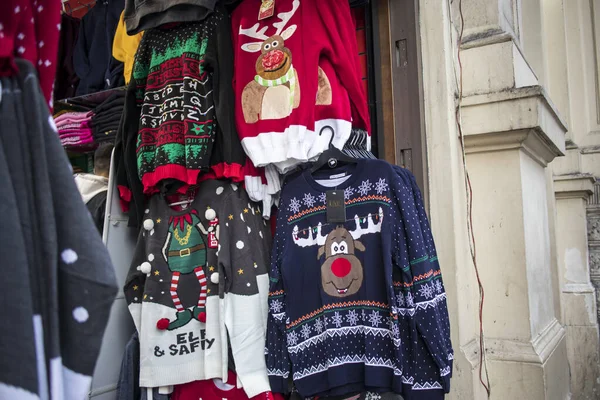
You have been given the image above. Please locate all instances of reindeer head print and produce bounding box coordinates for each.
[292,208,384,298]
[241,26,296,81]
[239,0,301,123]
[318,226,365,297]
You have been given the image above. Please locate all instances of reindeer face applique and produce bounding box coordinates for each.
[292,208,384,298]
[254,35,292,80]
[239,0,332,124]
[318,227,365,297]
[239,0,300,123]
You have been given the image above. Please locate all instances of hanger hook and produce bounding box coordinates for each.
[319,125,335,148]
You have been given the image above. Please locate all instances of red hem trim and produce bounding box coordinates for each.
[210,162,244,183]
[118,185,132,213]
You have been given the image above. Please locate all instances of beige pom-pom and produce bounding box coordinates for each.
[210,272,219,284]
[140,262,152,274]
[205,208,217,221]
[143,219,154,231]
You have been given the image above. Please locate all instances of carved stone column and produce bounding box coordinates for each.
[459,1,571,392]
[555,175,600,399]
[461,85,569,400]
[421,0,571,398]
[588,204,600,328]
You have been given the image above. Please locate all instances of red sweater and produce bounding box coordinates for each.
[231,0,370,174]
[0,0,60,109]
[172,370,285,400]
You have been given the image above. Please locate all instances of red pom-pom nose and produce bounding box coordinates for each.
[198,312,207,323]
[262,50,285,69]
[331,258,351,277]
[156,318,169,330]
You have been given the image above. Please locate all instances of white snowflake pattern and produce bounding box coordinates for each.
[375,178,389,195]
[270,299,283,314]
[300,324,311,340]
[435,280,444,294]
[396,293,405,308]
[405,292,414,307]
[365,393,382,400]
[303,193,316,208]
[288,197,301,214]
[344,187,355,200]
[287,331,299,346]
[314,318,324,334]
[419,283,435,299]
[358,180,373,196]
[368,311,383,327]
[346,310,360,326]
[331,312,344,328]
[319,192,327,204]
[392,324,400,337]
[386,316,394,330]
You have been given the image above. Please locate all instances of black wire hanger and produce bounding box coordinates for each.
[310,126,358,173]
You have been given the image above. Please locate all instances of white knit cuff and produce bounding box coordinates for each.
[244,175,264,202]
[238,371,271,398]
[265,164,281,194]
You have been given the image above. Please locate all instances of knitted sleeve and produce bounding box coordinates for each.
[390,168,453,394]
[115,52,147,227]
[265,212,291,394]
[218,189,271,397]
[206,6,246,182]
[318,0,371,133]
[34,69,118,397]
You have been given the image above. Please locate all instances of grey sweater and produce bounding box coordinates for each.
[0,59,118,399]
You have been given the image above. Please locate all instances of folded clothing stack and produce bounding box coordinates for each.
[91,91,125,144]
[54,111,95,149]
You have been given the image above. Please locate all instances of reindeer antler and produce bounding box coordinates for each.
[350,208,384,240]
[239,23,269,41]
[273,0,300,36]
[292,223,327,248]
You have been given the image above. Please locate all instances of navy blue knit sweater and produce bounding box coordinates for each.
[266,159,453,399]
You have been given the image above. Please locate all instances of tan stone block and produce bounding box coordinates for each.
[561,291,598,327]
[565,326,600,399]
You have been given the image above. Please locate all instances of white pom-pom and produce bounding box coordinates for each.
[205,208,217,221]
[143,219,154,231]
[140,262,152,274]
[210,272,219,284]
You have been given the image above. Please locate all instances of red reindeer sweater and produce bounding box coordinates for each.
[231,0,371,174]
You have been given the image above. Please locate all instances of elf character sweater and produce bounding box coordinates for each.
[266,159,453,398]
[231,0,371,173]
[124,180,271,395]
[115,6,246,227]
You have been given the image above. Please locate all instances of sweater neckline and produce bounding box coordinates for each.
[302,159,366,193]
[158,190,201,216]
